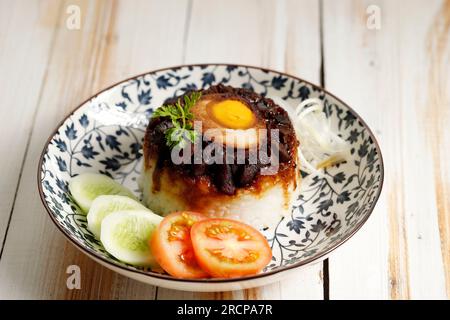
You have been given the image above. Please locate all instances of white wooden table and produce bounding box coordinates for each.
[0,0,448,300]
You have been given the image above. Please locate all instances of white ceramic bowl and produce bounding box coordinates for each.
[38,64,384,291]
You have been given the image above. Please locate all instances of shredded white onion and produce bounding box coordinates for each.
[269,97,349,175]
[293,98,349,175]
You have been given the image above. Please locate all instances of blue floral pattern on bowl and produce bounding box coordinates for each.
[39,64,383,280]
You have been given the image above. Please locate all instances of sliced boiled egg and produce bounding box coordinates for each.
[191,94,265,149]
[207,99,256,129]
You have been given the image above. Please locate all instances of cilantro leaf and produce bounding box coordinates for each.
[152,92,202,149]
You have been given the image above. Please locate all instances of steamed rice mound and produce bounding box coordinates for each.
[141,84,300,230]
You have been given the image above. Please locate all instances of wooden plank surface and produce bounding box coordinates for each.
[0,0,188,299]
[0,0,60,251]
[323,0,449,299]
[0,0,448,300]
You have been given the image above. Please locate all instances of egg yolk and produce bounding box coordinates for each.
[208,99,256,129]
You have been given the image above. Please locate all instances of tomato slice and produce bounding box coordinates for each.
[150,211,209,279]
[190,219,272,278]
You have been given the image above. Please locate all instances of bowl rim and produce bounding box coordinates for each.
[37,63,385,284]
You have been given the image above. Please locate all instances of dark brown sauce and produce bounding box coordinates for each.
[153,164,298,212]
[144,84,299,199]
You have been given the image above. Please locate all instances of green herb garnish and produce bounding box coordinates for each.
[152,91,202,149]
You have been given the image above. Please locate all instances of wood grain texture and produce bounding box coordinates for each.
[322,0,449,299]
[0,0,188,299]
[156,0,324,300]
[425,0,450,297]
[0,0,448,300]
[0,0,60,250]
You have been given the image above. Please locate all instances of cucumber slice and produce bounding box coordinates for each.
[69,173,136,213]
[87,195,148,238]
[100,210,162,267]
